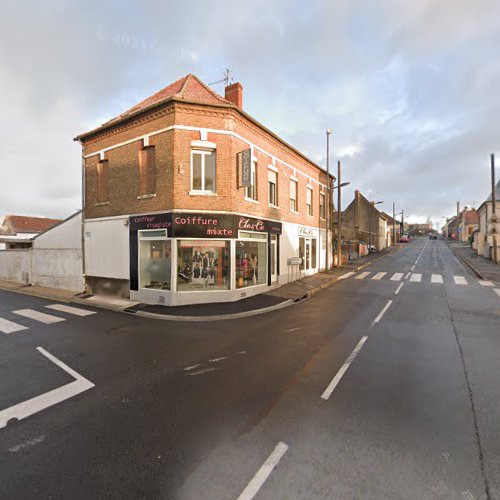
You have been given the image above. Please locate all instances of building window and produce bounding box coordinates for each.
[307,187,313,216]
[245,161,258,201]
[97,159,110,203]
[236,233,267,288]
[320,192,325,219]
[139,230,171,290]
[191,149,216,193]
[268,169,277,206]
[139,146,156,196]
[177,240,230,291]
[290,179,298,212]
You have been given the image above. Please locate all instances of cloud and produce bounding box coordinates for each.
[1,0,499,222]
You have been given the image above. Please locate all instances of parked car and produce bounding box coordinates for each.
[400,235,409,243]
[429,234,437,240]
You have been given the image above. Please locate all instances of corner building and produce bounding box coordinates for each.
[76,74,332,306]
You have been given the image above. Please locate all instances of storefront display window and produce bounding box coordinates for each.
[236,234,267,288]
[139,238,171,290]
[177,240,230,291]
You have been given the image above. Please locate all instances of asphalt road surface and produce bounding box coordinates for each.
[1,238,499,499]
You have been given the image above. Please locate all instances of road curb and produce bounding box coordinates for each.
[449,246,485,280]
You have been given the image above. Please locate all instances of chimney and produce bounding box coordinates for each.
[225,82,243,108]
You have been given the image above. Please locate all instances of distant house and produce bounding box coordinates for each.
[476,179,500,262]
[382,212,401,245]
[446,216,460,240]
[459,209,479,244]
[342,190,388,251]
[0,215,62,250]
[407,222,432,237]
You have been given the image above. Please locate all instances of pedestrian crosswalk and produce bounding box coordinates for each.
[0,304,96,334]
[344,271,499,288]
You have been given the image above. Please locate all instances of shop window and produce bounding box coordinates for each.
[97,159,110,203]
[268,169,277,207]
[290,179,298,212]
[139,237,171,290]
[245,161,258,201]
[191,149,216,193]
[139,146,156,195]
[320,192,325,219]
[236,237,267,288]
[177,240,230,291]
[299,236,317,271]
[307,187,313,216]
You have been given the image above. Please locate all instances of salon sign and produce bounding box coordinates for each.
[298,227,318,237]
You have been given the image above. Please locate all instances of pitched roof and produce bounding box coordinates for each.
[486,179,500,202]
[1,215,62,234]
[78,74,231,138]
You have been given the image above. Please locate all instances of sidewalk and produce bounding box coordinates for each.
[0,245,400,321]
[449,242,500,282]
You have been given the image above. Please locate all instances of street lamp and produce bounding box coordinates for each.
[332,162,350,266]
[369,200,383,252]
[326,129,332,270]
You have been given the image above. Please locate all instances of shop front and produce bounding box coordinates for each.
[298,226,319,274]
[129,212,282,306]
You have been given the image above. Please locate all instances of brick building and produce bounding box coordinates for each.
[75,74,332,305]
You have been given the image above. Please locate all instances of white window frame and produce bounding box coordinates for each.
[268,169,278,207]
[307,187,313,216]
[190,148,216,194]
[290,179,298,213]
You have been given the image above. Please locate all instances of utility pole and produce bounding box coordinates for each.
[491,153,497,264]
[457,201,460,217]
[401,209,404,236]
[337,160,342,267]
[326,129,332,270]
[392,202,396,245]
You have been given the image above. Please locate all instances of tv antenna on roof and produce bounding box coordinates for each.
[209,68,233,87]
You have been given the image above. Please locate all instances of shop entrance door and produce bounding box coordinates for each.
[300,236,317,271]
[271,235,278,282]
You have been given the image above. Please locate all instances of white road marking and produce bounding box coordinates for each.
[431,274,443,283]
[494,289,500,298]
[0,347,94,429]
[478,280,493,287]
[239,351,246,355]
[355,272,370,280]
[13,309,65,324]
[461,490,475,500]
[45,304,96,316]
[236,441,289,500]
[453,276,467,285]
[183,364,201,371]
[390,273,403,281]
[0,317,28,334]
[410,264,416,271]
[405,272,411,279]
[372,272,386,280]
[338,271,355,280]
[187,367,218,376]
[284,327,302,333]
[321,336,368,400]
[409,273,422,282]
[9,434,46,453]
[209,356,228,363]
[372,300,393,325]
[394,283,404,295]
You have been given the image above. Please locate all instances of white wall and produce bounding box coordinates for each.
[0,250,30,282]
[0,212,85,291]
[84,217,129,280]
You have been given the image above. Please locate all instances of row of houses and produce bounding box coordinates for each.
[443,181,500,264]
[0,74,401,306]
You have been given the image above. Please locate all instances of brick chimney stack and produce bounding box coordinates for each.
[225,82,243,108]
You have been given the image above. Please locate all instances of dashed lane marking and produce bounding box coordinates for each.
[355,272,370,280]
[13,309,65,324]
[394,283,404,295]
[236,441,289,500]
[494,289,500,298]
[478,280,493,287]
[453,276,467,285]
[187,367,219,376]
[390,273,404,281]
[45,304,96,316]
[184,364,202,371]
[409,273,422,282]
[0,317,28,334]
[372,299,393,325]
[209,356,228,363]
[372,272,386,280]
[321,336,368,400]
[431,274,444,283]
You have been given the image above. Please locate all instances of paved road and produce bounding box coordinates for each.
[1,238,499,499]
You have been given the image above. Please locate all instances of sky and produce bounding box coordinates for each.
[1,0,500,227]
